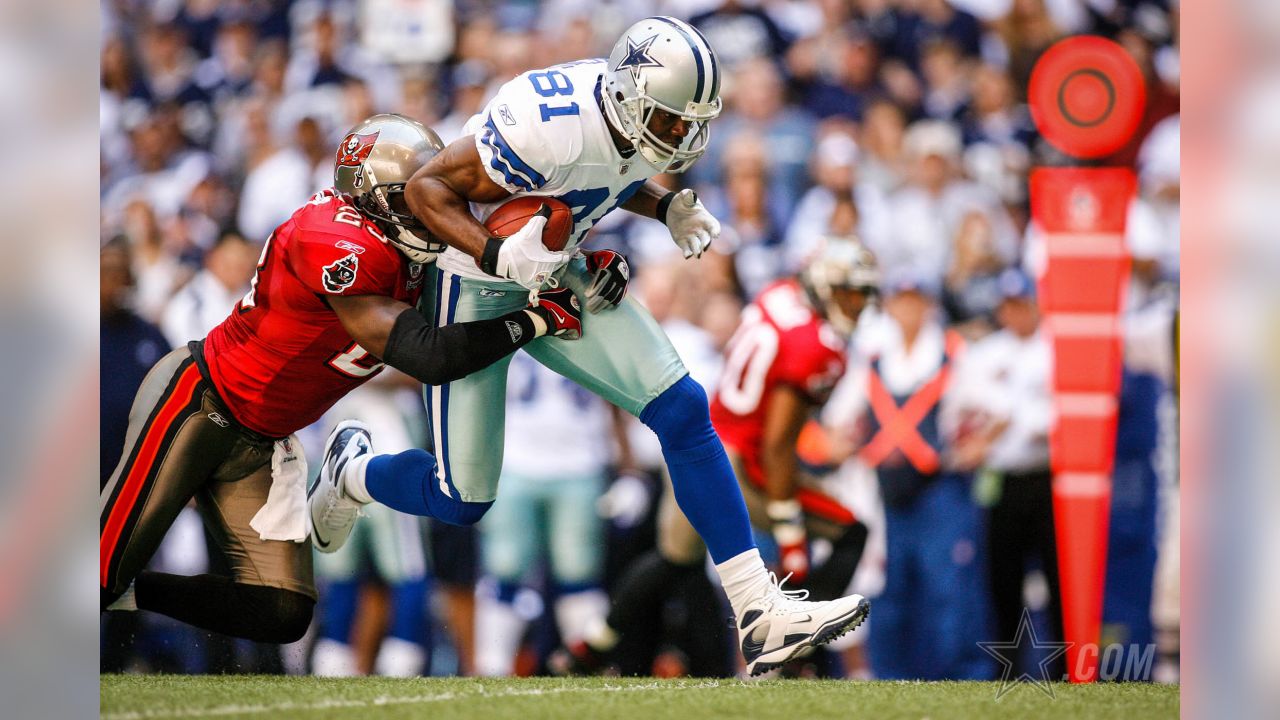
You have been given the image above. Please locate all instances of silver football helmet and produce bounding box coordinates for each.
[800,237,880,337]
[603,16,723,173]
[334,113,446,263]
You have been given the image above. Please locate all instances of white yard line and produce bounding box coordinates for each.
[101,680,727,720]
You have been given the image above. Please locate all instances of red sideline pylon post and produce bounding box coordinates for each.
[1026,35,1145,683]
[1032,167,1135,683]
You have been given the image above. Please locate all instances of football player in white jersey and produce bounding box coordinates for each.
[474,353,612,677]
[318,17,870,675]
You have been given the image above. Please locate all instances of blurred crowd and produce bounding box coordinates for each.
[101,0,1180,680]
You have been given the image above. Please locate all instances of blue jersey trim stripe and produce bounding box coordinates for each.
[484,116,547,189]
[480,125,534,191]
[653,17,706,105]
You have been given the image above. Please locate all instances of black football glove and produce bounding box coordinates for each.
[583,249,630,314]
[527,287,583,340]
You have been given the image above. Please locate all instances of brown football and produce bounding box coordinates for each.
[483,197,574,251]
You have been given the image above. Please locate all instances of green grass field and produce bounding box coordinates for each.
[101,674,1178,720]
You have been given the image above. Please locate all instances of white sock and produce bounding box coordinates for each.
[375,636,427,677]
[713,548,774,619]
[342,454,374,504]
[554,589,609,646]
[474,594,527,676]
[312,638,358,677]
[583,615,620,652]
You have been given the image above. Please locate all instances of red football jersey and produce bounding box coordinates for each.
[203,189,427,437]
[710,280,847,485]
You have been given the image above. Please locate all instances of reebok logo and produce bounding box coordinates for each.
[207,412,231,428]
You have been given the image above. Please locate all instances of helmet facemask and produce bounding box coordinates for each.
[356,175,443,264]
[608,87,720,174]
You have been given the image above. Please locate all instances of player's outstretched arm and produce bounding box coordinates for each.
[760,384,817,581]
[329,291,582,385]
[404,137,509,261]
[404,138,567,287]
[623,181,720,259]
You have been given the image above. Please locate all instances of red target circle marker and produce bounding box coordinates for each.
[1029,36,1145,159]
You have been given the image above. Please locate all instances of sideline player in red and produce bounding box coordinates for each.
[709,238,876,592]
[99,114,582,642]
[561,238,878,674]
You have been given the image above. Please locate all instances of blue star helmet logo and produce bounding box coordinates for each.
[615,34,663,74]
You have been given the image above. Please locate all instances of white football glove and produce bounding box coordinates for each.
[664,189,720,259]
[493,208,573,290]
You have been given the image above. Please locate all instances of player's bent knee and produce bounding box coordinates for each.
[432,497,493,527]
[640,375,714,447]
[239,585,315,644]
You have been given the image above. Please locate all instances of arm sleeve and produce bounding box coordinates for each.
[381,307,538,386]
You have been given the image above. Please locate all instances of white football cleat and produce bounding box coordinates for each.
[309,420,371,554]
[737,574,870,677]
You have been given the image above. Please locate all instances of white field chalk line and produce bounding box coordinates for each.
[101,680,729,720]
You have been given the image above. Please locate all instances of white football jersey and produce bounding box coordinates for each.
[436,59,658,282]
[502,353,611,478]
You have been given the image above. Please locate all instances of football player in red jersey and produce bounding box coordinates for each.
[559,238,878,675]
[708,238,877,589]
[100,114,583,643]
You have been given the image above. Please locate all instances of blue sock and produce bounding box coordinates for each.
[640,375,756,563]
[389,578,430,645]
[320,579,359,642]
[364,449,492,526]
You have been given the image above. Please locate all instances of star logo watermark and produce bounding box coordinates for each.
[614,34,663,74]
[977,608,1072,700]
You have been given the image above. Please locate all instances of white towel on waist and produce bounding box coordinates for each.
[250,434,309,542]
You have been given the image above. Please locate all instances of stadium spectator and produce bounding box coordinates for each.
[789,24,884,122]
[1126,113,1180,306]
[691,57,817,223]
[436,60,493,143]
[160,229,259,348]
[195,20,260,111]
[785,129,892,273]
[946,267,1062,680]
[689,0,791,69]
[919,39,970,122]
[117,197,190,323]
[991,0,1064,98]
[237,115,331,241]
[823,271,990,680]
[881,119,1017,292]
[856,98,909,193]
[885,0,984,71]
[100,238,171,486]
[704,132,786,298]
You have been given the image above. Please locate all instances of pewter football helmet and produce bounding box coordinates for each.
[800,237,880,337]
[603,16,723,173]
[334,113,446,263]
